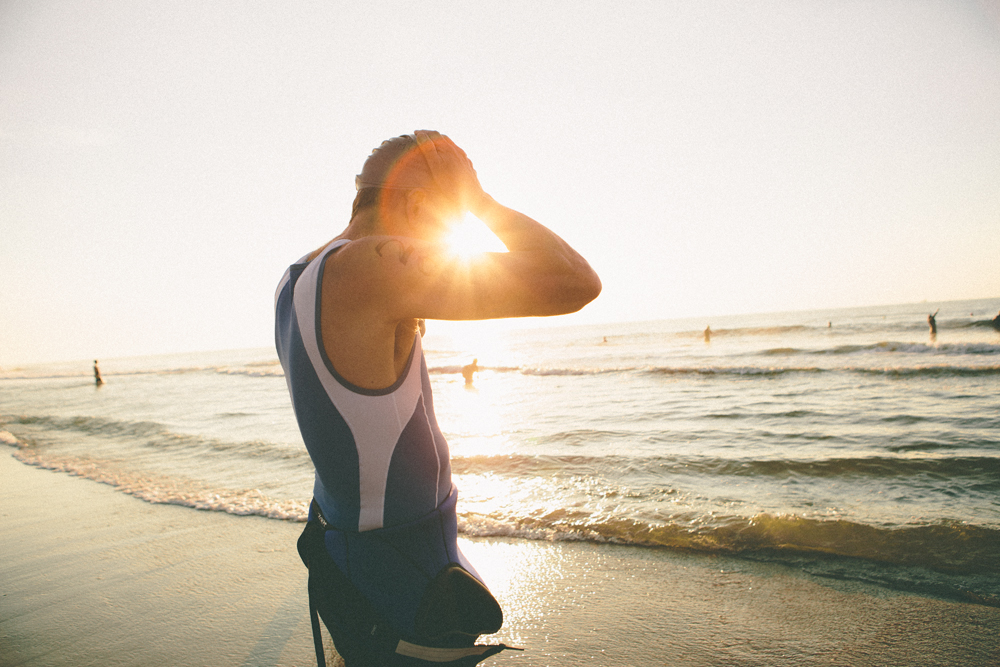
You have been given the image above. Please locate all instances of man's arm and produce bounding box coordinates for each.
[365,206,601,322]
[470,192,602,315]
[367,132,601,321]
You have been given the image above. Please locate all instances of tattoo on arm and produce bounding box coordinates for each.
[374,239,436,276]
[375,239,413,264]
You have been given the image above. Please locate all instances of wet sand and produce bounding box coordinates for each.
[2,452,998,667]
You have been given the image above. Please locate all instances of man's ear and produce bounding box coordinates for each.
[405,189,427,225]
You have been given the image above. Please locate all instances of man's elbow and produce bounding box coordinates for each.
[575,272,603,311]
[548,271,602,315]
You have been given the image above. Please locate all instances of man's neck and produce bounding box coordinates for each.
[343,210,384,239]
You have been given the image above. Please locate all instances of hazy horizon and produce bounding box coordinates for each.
[3,293,997,368]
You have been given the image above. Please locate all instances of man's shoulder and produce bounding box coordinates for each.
[319,234,455,321]
[328,235,446,281]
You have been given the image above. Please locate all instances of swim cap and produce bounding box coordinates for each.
[355,132,440,192]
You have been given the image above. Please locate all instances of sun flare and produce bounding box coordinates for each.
[444,212,507,260]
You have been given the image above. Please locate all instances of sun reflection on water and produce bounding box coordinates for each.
[458,538,570,647]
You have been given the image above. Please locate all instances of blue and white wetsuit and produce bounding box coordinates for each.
[274,239,483,637]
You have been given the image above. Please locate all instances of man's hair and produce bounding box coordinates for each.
[350,132,441,221]
[351,187,381,220]
[355,134,426,190]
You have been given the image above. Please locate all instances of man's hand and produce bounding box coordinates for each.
[412,130,485,212]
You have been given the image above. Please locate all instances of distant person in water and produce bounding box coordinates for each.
[704,326,711,343]
[93,360,103,386]
[928,309,939,340]
[992,310,1000,331]
[462,358,479,386]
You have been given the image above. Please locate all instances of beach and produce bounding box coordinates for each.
[3,452,999,667]
[3,298,1000,665]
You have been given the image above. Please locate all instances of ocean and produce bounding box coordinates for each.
[3,297,999,607]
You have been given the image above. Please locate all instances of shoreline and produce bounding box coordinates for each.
[9,442,1000,606]
[2,452,999,666]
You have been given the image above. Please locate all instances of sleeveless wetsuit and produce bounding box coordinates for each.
[275,239,506,665]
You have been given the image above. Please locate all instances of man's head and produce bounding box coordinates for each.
[355,133,433,192]
[351,132,464,241]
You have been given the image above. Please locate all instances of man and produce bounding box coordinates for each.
[274,131,600,666]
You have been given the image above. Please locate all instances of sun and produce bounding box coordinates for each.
[444,212,507,260]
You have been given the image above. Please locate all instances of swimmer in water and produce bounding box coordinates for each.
[462,358,479,386]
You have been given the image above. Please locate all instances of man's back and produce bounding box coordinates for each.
[275,239,451,532]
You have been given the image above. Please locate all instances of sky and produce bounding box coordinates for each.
[2,0,999,365]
